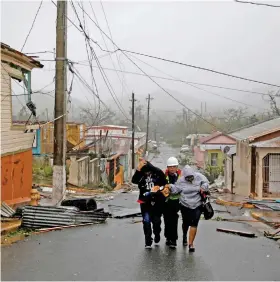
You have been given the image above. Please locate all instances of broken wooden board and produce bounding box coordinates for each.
[216,228,256,238]
[112,208,142,219]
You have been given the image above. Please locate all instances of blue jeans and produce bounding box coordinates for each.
[140,203,162,245]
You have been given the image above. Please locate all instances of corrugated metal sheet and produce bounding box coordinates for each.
[250,136,280,148]
[22,206,111,229]
[230,118,280,141]
[1,202,15,218]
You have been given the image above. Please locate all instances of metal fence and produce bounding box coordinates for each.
[262,153,280,197]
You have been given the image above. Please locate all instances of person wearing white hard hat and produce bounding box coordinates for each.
[163,157,182,248]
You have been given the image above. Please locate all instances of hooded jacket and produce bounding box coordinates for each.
[170,166,209,209]
[132,161,167,203]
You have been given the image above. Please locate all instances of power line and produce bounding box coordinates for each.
[71,6,224,130]
[79,3,101,124]
[121,49,280,88]
[99,0,130,99]
[70,1,129,121]
[127,53,269,111]
[24,50,55,55]
[51,0,83,33]
[55,0,280,88]
[79,7,264,130]
[234,0,280,8]
[21,0,43,52]
[74,61,278,97]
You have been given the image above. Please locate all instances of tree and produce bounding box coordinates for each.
[268,90,280,116]
[17,106,29,121]
[80,106,115,125]
[222,107,247,131]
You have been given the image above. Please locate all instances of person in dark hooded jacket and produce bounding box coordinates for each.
[132,158,167,248]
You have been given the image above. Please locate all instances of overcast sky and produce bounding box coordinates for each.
[1,0,280,117]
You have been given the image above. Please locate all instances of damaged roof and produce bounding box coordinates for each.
[1,42,44,68]
[250,136,280,148]
[229,117,280,141]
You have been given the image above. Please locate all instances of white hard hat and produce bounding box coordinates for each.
[167,157,179,167]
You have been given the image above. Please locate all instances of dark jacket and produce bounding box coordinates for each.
[132,162,167,204]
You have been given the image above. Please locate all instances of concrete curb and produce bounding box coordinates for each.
[215,198,254,209]
[1,220,22,235]
[250,211,276,227]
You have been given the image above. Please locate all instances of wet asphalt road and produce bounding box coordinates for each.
[2,192,280,281]
[2,145,280,281]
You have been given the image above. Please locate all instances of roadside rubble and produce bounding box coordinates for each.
[216,227,256,238]
[264,229,280,241]
[22,206,111,229]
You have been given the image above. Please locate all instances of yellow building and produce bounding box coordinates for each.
[12,121,86,155]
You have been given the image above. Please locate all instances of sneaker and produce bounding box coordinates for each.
[154,235,160,244]
[169,241,177,249]
[183,237,188,247]
[166,240,171,246]
[145,239,153,249]
[189,245,195,252]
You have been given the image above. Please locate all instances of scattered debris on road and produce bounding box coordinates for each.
[112,208,141,219]
[22,206,111,229]
[130,219,142,224]
[61,198,97,211]
[34,223,96,234]
[1,202,15,218]
[216,228,256,238]
[264,229,280,241]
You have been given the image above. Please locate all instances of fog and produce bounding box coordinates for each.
[1,0,280,120]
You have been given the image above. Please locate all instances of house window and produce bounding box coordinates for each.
[210,153,218,166]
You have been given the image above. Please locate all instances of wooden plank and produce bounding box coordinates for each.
[216,228,256,238]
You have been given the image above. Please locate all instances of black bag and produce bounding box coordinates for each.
[203,198,214,220]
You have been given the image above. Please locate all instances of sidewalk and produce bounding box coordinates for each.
[251,210,280,229]
[215,194,254,208]
[1,219,22,235]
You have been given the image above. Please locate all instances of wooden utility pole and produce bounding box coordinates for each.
[131,93,136,170]
[52,0,67,205]
[145,94,153,154]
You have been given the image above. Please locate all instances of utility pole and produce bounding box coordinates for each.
[52,0,67,205]
[131,93,136,170]
[145,94,153,154]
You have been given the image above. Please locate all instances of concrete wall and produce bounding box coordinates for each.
[78,156,89,186]
[68,156,90,187]
[225,154,237,193]
[68,156,109,188]
[234,140,251,196]
[89,158,100,186]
